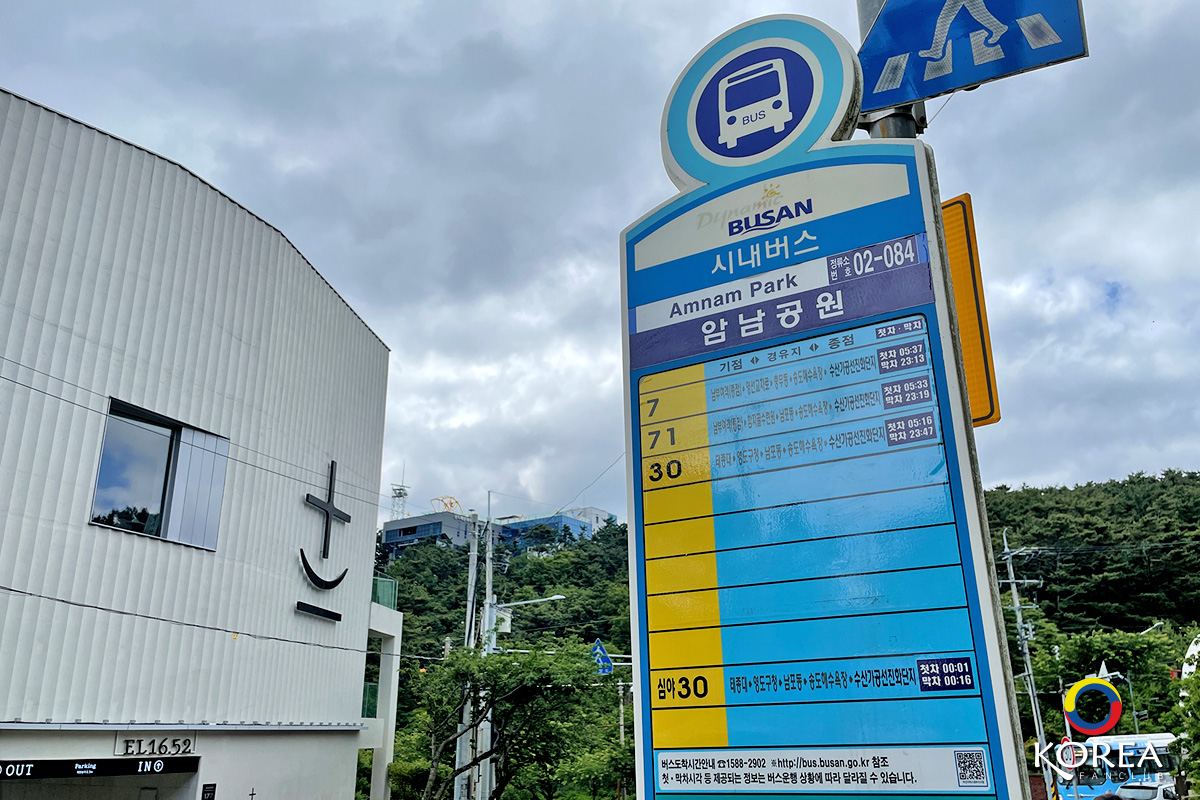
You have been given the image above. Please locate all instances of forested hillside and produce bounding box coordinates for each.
[984,470,1200,746]
[986,469,1200,633]
[386,519,632,665]
[368,471,1200,796]
[370,521,634,800]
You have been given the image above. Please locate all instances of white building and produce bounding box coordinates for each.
[0,88,401,799]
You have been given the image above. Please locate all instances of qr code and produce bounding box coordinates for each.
[955,749,988,788]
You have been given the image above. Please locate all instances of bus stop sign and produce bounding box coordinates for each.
[622,15,1026,800]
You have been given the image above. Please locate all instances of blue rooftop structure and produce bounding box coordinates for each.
[379,506,615,561]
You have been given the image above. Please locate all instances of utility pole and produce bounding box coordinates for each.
[618,680,626,746]
[1000,529,1053,795]
[1052,644,1077,800]
[454,512,482,800]
[464,510,481,648]
[478,504,497,800]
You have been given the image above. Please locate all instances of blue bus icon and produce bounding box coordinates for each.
[718,59,793,149]
[692,45,814,161]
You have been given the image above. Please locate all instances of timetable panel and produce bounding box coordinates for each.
[636,315,990,759]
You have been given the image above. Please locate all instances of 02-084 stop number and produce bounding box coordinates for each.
[853,239,916,275]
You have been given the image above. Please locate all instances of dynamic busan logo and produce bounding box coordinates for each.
[727,196,813,236]
[1033,678,1162,780]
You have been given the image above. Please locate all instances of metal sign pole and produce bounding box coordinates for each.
[856,0,926,139]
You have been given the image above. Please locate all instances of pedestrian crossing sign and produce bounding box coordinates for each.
[859,0,1087,112]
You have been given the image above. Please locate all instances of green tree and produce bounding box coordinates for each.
[1001,606,1197,766]
[385,540,474,661]
[1160,659,1200,765]
[555,735,635,800]
[501,521,631,653]
[388,710,445,800]
[409,641,599,800]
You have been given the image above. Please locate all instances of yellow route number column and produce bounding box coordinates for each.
[638,364,728,748]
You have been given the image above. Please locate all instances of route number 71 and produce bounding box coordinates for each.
[647,427,675,449]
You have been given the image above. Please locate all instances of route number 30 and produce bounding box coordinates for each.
[658,675,709,700]
[647,460,682,481]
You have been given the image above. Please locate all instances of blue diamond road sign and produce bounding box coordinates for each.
[592,639,614,675]
[859,0,1087,113]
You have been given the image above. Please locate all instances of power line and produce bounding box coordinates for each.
[486,490,563,510]
[1,356,622,523]
[0,582,404,657]
[549,451,625,518]
[0,359,387,508]
[994,538,1200,557]
[926,94,955,126]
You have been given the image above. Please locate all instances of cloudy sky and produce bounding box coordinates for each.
[3,0,1196,524]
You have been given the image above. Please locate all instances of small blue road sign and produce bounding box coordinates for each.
[591,639,614,675]
[859,0,1086,112]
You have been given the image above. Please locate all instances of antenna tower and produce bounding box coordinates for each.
[390,483,409,520]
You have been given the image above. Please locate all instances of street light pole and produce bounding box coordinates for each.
[477,593,566,800]
[1103,670,1140,735]
[1099,621,1162,736]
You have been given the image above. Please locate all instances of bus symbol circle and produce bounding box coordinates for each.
[690,42,817,162]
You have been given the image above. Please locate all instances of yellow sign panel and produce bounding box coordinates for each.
[941,193,1000,427]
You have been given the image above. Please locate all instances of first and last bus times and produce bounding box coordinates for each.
[631,304,995,796]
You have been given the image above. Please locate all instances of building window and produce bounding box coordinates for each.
[91,401,229,550]
[92,410,174,535]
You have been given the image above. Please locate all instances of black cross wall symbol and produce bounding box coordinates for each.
[305,460,351,559]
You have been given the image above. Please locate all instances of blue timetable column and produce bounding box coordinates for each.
[646,314,995,794]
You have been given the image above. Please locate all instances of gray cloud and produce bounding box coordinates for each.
[3,0,1196,521]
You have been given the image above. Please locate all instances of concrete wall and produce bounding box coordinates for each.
[0,729,360,799]
[0,86,391,797]
[0,775,194,800]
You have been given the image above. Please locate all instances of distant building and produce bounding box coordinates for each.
[379,506,615,561]
[380,511,496,558]
[0,88,400,799]
[498,511,598,545]
[563,505,618,532]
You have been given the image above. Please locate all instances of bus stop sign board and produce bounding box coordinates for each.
[620,16,1026,800]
